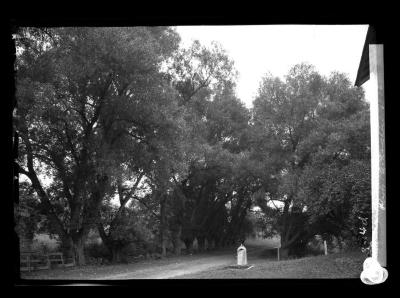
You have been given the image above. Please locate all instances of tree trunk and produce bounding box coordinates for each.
[160,230,167,257]
[280,229,293,259]
[171,225,182,255]
[280,248,289,259]
[159,194,167,258]
[97,223,114,261]
[210,239,215,250]
[220,240,226,248]
[337,235,343,250]
[197,236,205,252]
[159,196,167,258]
[71,233,86,266]
[217,237,225,248]
[183,238,193,254]
[279,220,291,259]
[59,234,74,259]
[111,246,122,263]
[280,225,305,258]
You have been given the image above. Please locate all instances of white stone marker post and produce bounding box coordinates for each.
[237,244,247,266]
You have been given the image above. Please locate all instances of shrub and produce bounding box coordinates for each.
[31,234,61,254]
[85,242,110,260]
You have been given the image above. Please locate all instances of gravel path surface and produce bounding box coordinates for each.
[20,240,277,280]
[102,246,265,279]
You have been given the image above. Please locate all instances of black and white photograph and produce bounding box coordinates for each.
[9,20,390,285]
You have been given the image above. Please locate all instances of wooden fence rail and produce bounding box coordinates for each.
[20,252,75,272]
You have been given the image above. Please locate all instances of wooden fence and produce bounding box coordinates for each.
[20,252,75,272]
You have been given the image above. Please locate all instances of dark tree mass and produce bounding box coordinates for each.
[14,27,371,265]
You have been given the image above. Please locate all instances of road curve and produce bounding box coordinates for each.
[99,246,267,280]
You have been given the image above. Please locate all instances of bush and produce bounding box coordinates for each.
[85,242,110,260]
[305,235,324,256]
[259,248,279,259]
[31,234,60,254]
[289,240,308,257]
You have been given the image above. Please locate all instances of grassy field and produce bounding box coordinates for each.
[171,251,365,279]
[20,242,365,280]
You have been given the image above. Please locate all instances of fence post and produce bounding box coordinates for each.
[277,247,280,261]
[47,254,51,269]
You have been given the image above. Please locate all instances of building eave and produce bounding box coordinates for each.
[355,25,380,87]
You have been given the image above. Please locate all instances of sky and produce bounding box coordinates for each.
[175,25,369,108]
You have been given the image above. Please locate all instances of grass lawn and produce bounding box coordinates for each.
[170,251,365,279]
[19,242,365,280]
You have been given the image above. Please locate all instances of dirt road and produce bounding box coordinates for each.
[21,238,280,280]
[102,245,267,279]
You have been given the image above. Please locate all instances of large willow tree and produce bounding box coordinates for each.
[14,27,184,265]
[251,64,370,257]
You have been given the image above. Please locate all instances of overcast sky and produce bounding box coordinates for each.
[175,25,369,108]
